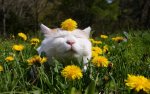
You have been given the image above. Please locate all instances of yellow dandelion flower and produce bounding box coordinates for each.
[27,58,35,65]
[89,38,94,43]
[103,45,109,53]
[92,47,103,55]
[18,32,27,41]
[0,65,3,72]
[61,18,77,31]
[40,57,47,64]
[92,56,109,67]
[93,40,102,45]
[100,35,108,39]
[112,36,124,42]
[61,65,83,80]
[125,74,150,93]
[5,56,14,62]
[12,44,24,51]
[92,51,99,58]
[27,55,47,65]
[30,38,40,45]
[90,38,102,45]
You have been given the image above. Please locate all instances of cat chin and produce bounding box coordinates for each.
[59,52,80,58]
[59,49,78,56]
[57,44,80,53]
[56,47,79,57]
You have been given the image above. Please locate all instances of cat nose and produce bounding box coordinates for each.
[66,40,75,45]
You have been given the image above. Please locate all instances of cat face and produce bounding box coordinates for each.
[37,24,92,60]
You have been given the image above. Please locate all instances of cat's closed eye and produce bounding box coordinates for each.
[54,35,66,38]
[74,35,83,38]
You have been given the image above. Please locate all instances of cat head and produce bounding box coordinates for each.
[38,24,92,58]
[40,24,91,38]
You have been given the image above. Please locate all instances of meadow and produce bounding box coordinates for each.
[0,30,150,94]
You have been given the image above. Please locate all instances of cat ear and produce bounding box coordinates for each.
[83,26,91,37]
[40,24,52,35]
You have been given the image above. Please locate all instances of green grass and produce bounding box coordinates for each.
[0,31,150,94]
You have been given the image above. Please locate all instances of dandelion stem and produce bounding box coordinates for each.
[20,51,25,62]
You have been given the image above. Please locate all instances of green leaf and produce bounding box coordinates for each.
[85,80,96,94]
[70,87,82,94]
[30,90,41,94]
[71,87,76,94]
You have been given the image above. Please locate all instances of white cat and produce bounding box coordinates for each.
[37,24,92,70]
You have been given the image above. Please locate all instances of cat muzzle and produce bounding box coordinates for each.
[66,40,75,46]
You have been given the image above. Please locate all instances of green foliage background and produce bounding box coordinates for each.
[0,0,150,36]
